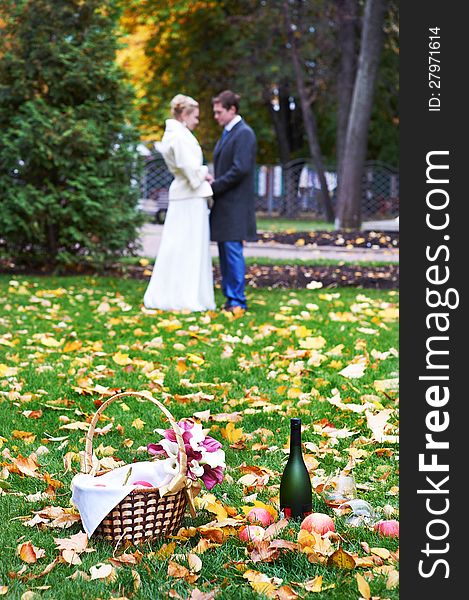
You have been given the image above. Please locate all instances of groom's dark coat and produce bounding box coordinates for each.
[209,119,257,242]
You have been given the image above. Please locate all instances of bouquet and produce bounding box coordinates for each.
[147,419,225,490]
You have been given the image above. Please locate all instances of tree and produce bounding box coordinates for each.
[335,0,388,229]
[283,0,335,222]
[335,0,359,172]
[118,0,398,208]
[0,0,144,267]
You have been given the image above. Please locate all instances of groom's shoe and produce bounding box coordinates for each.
[223,303,246,314]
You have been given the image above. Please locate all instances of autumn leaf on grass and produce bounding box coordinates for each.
[356,573,371,599]
[9,454,41,478]
[221,422,244,444]
[196,526,225,544]
[21,409,43,419]
[17,541,46,564]
[42,472,64,492]
[192,538,221,554]
[59,421,89,431]
[365,409,398,443]
[264,519,289,540]
[63,340,82,353]
[23,514,50,528]
[154,542,176,559]
[373,378,399,392]
[54,531,88,553]
[188,589,219,600]
[297,530,331,557]
[35,333,62,348]
[89,563,117,582]
[250,541,280,564]
[327,547,356,570]
[243,569,283,598]
[97,301,111,314]
[249,537,297,565]
[167,560,199,584]
[0,364,18,377]
[186,353,205,366]
[131,568,142,593]
[338,356,367,379]
[299,336,326,350]
[109,551,143,567]
[301,575,323,593]
[274,585,299,599]
[210,412,243,423]
[370,547,391,560]
[61,550,82,566]
[187,553,202,573]
[194,493,228,522]
[386,568,399,589]
[132,418,145,430]
[38,509,81,529]
[303,454,319,473]
[12,431,36,444]
[112,351,132,366]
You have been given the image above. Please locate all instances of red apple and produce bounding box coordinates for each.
[132,480,154,487]
[246,507,274,527]
[374,519,399,538]
[238,525,266,542]
[300,512,335,535]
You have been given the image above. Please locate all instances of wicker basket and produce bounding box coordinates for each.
[82,391,196,545]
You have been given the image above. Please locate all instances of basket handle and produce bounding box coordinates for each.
[83,391,188,479]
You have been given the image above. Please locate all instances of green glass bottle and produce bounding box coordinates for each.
[279,418,312,519]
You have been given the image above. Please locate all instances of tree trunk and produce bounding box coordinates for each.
[283,1,335,223]
[336,0,388,230]
[267,82,292,165]
[336,0,359,172]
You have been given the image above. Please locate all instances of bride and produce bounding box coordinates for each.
[143,94,216,312]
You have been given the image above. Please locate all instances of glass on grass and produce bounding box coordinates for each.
[322,472,357,508]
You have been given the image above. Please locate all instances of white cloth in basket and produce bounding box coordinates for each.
[71,461,173,537]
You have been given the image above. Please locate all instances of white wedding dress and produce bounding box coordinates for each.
[143,119,216,312]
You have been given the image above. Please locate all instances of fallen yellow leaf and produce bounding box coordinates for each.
[356,573,371,599]
[17,541,46,564]
[112,351,132,366]
[327,547,356,569]
[221,422,244,444]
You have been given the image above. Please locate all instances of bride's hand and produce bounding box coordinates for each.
[205,173,214,184]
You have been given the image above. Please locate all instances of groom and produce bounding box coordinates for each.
[209,90,257,312]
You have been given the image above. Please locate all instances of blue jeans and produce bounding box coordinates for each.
[217,241,247,309]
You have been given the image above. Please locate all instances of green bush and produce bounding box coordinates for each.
[0,0,145,267]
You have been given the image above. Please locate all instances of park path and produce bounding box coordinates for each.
[138,223,399,264]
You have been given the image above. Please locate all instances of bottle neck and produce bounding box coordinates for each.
[289,426,303,458]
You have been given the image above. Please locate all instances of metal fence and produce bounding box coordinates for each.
[139,153,399,222]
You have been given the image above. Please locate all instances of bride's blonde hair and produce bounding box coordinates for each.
[170,94,199,120]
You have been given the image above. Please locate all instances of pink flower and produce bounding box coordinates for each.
[160,420,194,445]
[201,436,222,453]
[148,419,225,490]
[147,442,202,464]
[147,443,166,456]
[183,444,203,463]
[201,465,224,490]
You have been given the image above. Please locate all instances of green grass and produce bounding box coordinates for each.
[0,276,399,599]
[256,218,334,232]
[124,255,396,268]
